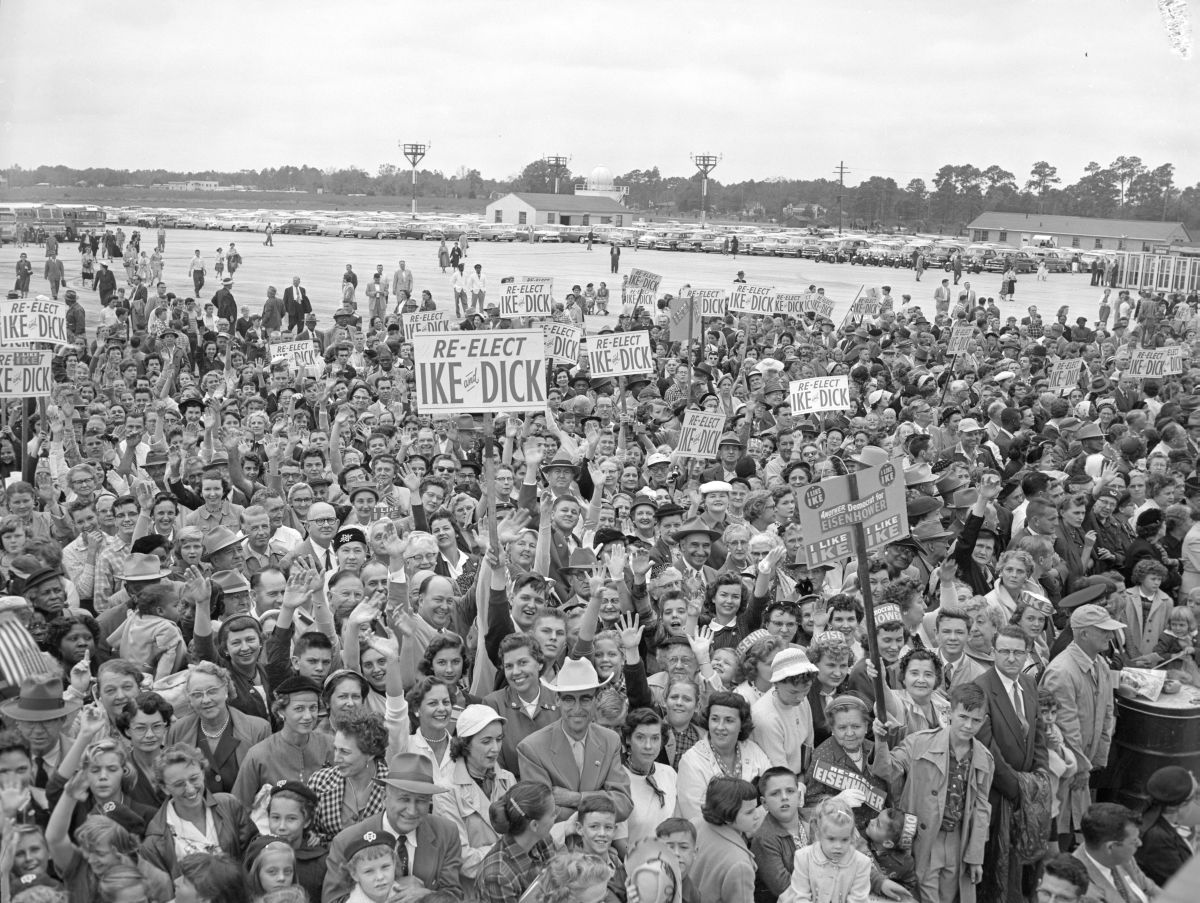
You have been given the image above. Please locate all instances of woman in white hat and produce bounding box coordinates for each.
[435,703,517,888]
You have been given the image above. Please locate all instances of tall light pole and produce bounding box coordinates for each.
[544,155,570,194]
[401,142,428,219]
[691,153,720,227]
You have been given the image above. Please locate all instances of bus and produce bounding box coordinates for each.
[0,203,105,242]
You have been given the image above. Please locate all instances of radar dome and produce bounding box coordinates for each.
[587,165,615,191]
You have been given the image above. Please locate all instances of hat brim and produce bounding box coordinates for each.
[123,572,168,582]
[541,672,613,694]
[203,539,241,559]
[375,777,450,795]
[773,665,818,682]
[670,527,722,543]
[0,697,82,722]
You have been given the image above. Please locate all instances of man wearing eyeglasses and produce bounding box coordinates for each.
[973,626,1047,903]
[286,502,341,572]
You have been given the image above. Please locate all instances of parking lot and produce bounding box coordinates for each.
[2,228,1112,331]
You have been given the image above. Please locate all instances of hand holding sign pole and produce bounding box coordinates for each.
[849,465,889,726]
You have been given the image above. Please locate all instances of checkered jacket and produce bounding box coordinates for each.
[308,758,388,845]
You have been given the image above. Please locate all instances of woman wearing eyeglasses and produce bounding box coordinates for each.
[113,692,175,811]
[163,662,271,796]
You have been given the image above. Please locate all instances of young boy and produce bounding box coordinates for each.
[655,818,698,903]
[871,682,995,903]
[751,766,809,903]
[568,796,625,903]
[864,808,918,899]
[342,826,398,903]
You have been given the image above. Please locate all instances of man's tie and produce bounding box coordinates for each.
[34,756,47,789]
[572,738,585,775]
[1012,683,1028,732]
[395,834,409,877]
[325,549,333,571]
[944,660,955,691]
[911,634,926,651]
[1111,866,1134,903]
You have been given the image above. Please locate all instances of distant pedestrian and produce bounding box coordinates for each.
[156,224,166,252]
[438,240,450,273]
[14,253,32,298]
[587,229,594,251]
[731,235,739,257]
[263,222,274,246]
[610,242,620,274]
[44,254,65,299]
[342,264,358,307]
[214,247,226,280]
[188,250,206,296]
[226,243,242,275]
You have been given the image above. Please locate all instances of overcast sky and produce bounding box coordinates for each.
[2,0,1197,188]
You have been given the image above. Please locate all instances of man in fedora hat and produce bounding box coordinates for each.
[1,671,82,789]
[323,752,462,903]
[516,657,632,825]
[670,517,723,590]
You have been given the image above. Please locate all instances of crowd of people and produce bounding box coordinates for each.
[0,226,1197,903]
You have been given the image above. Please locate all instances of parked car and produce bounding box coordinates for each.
[277,219,319,235]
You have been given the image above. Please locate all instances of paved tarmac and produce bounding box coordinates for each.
[1,230,1112,332]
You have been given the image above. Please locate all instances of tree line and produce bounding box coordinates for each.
[4,156,1197,234]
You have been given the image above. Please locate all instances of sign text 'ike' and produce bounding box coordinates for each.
[587,332,653,377]
[796,460,909,568]
[500,279,555,319]
[0,350,54,398]
[0,299,70,346]
[413,330,546,415]
[676,410,726,459]
[789,376,850,416]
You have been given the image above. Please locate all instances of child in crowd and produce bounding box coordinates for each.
[107,584,186,680]
[1039,688,1078,850]
[247,841,298,898]
[341,827,397,903]
[4,824,61,897]
[779,799,871,903]
[654,818,698,903]
[1114,560,1172,665]
[751,766,810,903]
[1155,606,1196,661]
[566,795,626,903]
[863,808,917,900]
[246,782,327,903]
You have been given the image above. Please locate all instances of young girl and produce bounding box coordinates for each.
[1115,559,1173,665]
[342,828,398,903]
[4,825,60,897]
[1155,606,1198,678]
[247,841,298,899]
[734,634,784,705]
[779,799,871,903]
[1039,688,1078,848]
[246,782,327,903]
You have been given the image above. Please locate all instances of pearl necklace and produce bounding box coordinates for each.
[201,715,230,740]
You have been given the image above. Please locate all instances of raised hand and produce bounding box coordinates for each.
[630,548,652,578]
[0,774,31,816]
[398,464,422,495]
[522,439,544,470]
[687,625,716,660]
[497,508,533,545]
[182,566,212,608]
[606,544,627,581]
[617,613,644,651]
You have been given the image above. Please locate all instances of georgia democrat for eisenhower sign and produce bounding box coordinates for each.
[413,329,546,415]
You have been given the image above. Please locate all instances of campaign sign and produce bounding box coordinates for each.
[403,310,452,339]
[804,292,835,319]
[0,350,53,398]
[776,292,809,318]
[668,295,702,342]
[625,268,662,292]
[587,331,654,377]
[0,298,70,346]
[690,288,728,319]
[270,340,322,371]
[1128,347,1185,379]
[789,376,850,416]
[413,329,546,415]
[1049,359,1083,394]
[947,325,974,355]
[810,762,886,811]
[727,284,777,316]
[500,279,554,319]
[796,460,909,568]
[850,289,881,317]
[676,410,725,460]
[542,322,582,364]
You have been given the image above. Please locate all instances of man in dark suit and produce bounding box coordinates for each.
[283,276,312,333]
[517,658,633,824]
[974,626,1048,903]
[323,753,462,903]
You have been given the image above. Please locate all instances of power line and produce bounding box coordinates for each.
[834,161,851,235]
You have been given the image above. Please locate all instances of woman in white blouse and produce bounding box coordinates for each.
[622,708,680,849]
[677,691,771,821]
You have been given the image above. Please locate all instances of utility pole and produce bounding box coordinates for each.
[401,142,428,219]
[834,160,850,235]
[544,155,570,194]
[691,153,721,228]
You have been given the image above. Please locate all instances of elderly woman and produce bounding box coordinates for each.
[1126,508,1182,595]
[436,704,517,889]
[676,691,771,821]
[188,568,271,721]
[139,743,257,878]
[164,660,272,796]
[307,707,390,844]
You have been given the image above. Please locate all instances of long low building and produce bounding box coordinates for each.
[967,211,1190,252]
[485,192,630,228]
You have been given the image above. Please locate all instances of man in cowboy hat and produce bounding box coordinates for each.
[323,752,462,903]
[516,657,633,825]
[1,670,82,789]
